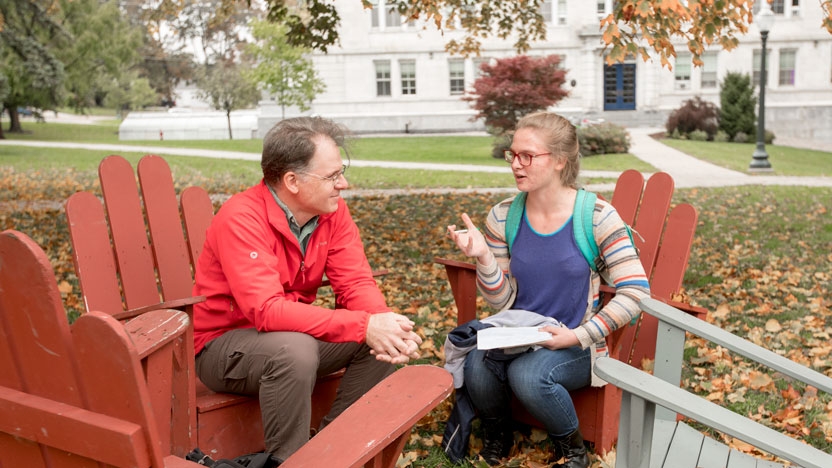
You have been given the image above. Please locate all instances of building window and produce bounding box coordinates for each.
[779,48,796,85]
[449,59,465,95]
[542,0,567,25]
[540,0,552,23]
[752,49,770,87]
[400,60,416,95]
[473,58,491,80]
[754,0,798,17]
[375,60,391,96]
[701,52,718,88]
[370,0,402,29]
[675,53,691,90]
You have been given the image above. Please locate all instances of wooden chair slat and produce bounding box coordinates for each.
[630,202,699,368]
[180,186,215,269]
[610,169,644,226]
[0,231,83,406]
[73,311,169,466]
[649,203,698,299]
[632,172,674,279]
[99,155,161,310]
[725,451,758,468]
[697,435,731,468]
[65,191,125,315]
[138,156,194,302]
[0,385,149,468]
[660,422,703,468]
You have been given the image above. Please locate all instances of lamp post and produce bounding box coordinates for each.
[749,2,775,172]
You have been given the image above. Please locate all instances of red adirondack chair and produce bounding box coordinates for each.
[0,229,453,468]
[64,154,389,459]
[434,170,706,455]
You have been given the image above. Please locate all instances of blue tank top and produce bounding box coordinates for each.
[509,212,591,328]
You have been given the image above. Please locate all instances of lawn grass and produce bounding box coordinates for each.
[0,122,648,191]
[660,138,832,176]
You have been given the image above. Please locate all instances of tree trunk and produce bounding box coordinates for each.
[226,110,233,140]
[8,107,23,133]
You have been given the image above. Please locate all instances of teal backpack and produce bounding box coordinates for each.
[505,189,633,273]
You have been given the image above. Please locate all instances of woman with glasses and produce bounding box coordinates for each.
[446,112,649,467]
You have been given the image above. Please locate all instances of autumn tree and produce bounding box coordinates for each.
[246,20,326,119]
[466,54,569,136]
[0,0,142,132]
[227,0,832,67]
[196,60,261,139]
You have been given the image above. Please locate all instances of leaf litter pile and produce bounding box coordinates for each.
[2,172,831,467]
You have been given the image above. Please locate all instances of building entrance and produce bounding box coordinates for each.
[603,63,636,111]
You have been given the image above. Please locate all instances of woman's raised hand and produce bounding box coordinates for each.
[447,213,489,259]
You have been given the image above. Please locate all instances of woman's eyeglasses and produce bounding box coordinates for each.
[503,150,552,167]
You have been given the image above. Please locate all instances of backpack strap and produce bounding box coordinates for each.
[506,190,601,271]
[505,192,527,255]
[573,189,602,272]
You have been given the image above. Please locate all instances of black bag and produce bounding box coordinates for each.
[185,447,282,468]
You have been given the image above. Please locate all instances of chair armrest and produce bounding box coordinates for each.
[434,257,476,271]
[641,298,832,394]
[281,365,453,468]
[121,309,191,360]
[113,296,205,321]
[594,357,832,468]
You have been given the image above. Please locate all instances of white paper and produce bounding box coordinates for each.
[477,327,552,350]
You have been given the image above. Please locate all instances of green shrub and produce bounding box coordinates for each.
[719,72,756,139]
[577,122,630,156]
[765,130,776,145]
[666,96,720,139]
[491,134,511,159]
[670,128,682,140]
[733,131,749,143]
[714,130,729,142]
[689,130,709,141]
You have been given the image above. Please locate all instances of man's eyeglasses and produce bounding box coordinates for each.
[298,164,348,185]
[504,150,552,167]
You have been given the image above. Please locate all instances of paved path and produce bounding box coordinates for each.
[2,130,831,192]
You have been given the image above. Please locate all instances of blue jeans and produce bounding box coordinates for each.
[463,346,591,437]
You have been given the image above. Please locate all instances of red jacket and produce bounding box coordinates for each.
[192,181,389,354]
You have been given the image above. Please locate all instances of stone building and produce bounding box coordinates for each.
[255,0,831,144]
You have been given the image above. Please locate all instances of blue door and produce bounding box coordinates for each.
[604,63,636,111]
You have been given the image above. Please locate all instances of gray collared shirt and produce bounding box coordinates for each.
[267,184,318,254]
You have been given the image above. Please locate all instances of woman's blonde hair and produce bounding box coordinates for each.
[515,112,580,189]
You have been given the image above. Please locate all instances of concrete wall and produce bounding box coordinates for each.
[119,110,259,141]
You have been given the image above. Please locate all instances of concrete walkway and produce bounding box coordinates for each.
[2,130,831,191]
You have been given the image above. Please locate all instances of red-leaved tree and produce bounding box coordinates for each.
[465,54,569,136]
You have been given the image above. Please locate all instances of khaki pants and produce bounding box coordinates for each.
[195,328,394,460]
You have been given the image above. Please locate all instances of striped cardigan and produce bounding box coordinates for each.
[475,195,650,385]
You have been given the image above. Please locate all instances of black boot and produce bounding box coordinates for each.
[553,429,589,468]
[479,418,513,466]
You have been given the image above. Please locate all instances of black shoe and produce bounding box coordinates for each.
[479,418,513,466]
[553,429,589,468]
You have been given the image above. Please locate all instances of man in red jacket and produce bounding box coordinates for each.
[193,116,421,460]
